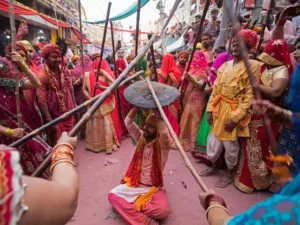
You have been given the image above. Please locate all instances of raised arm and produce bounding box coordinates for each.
[10,51,41,89]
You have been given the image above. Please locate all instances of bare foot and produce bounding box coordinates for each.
[215,175,233,188]
[199,167,216,176]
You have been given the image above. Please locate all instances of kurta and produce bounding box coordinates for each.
[36,67,75,141]
[207,60,260,141]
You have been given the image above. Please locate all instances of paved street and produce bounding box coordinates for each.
[70,138,270,225]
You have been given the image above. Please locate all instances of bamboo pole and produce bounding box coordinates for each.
[10,71,144,149]
[179,0,210,95]
[146,77,208,192]
[78,0,85,78]
[255,0,275,56]
[135,0,142,57]
[110,21,116,68]
[226,0,239,61]
[9,0,21,128]
[185,0,211,73]
[147,33,158,81]
[224,1,278,155]
[93,1,112,97]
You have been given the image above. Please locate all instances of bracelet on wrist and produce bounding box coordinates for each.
[5,128,13,137]
[204,194,227,210]
[277,19,286,26]
[206,204,230,219]
[50,159,75,173]
[20,63,30,72]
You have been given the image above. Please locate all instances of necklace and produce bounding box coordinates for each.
[44,65,67,113]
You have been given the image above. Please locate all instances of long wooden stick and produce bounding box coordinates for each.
[147,33,158,81]
[135,0,142,57]
[146,77,208,192]
[78,0,85,77]
[255,0,275,56]
[10,71,144,149]
[227,0,239,61]
[224,1,278,155]
[186,0,211,73]
[93,1,112,97]
[110,21,116,68]
[9,0,21,129]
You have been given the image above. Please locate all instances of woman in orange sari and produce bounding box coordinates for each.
[83,58,120,154]
[158,54,181,136]
[179,51,208,152]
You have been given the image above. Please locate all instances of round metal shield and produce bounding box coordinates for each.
[124,80,180,109]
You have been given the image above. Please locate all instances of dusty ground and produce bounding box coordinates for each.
[70,138,270,225]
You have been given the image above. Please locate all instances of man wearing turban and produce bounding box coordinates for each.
[36,44,77,145]
[108,107,171,224]
[202,30,261,189]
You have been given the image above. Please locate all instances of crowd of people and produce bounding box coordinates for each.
[1,3,300,225]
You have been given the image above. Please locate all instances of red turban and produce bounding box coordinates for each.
[177,50,189,58]
[4,42,28,61]
[235,29,258,49]
[42,44,61,60]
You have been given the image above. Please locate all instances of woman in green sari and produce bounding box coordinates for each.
[193,52,233,163]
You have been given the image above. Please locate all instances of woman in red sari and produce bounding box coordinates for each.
[234,39,293,193]
[179,51,208,152]
[83,58,120,154]
[115,50,132,138]
[158,54,181,136]
[0,48,51,178]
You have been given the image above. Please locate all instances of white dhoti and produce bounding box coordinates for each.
[207,132,240,169]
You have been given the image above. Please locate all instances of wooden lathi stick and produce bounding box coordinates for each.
[147,33,158,81]
[185,0,210,73]
[78,0,85,78]
[93,1,112,97]
[226,0,239,61]
[32,37,158,178]
[110,21,116,69]
[8,0,21,128]
[145,77,208,192]
[255,0,275,56]
[179,0,210,94]
[224,1,278,155]
[10,70,144,149]
[135,0,142,57]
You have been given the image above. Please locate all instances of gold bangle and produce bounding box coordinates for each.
[53,143,74,151]
[206,204,230,219]
[20,63,30,72]
[6,128,13,137]
[50,159,75,174]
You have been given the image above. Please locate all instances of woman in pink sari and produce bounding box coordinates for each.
[179,51,208,152]
[0,52,51,178]
[158,54,181,136]
[72,55,93,106]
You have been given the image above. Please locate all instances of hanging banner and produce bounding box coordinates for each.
[83,0,150,24]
